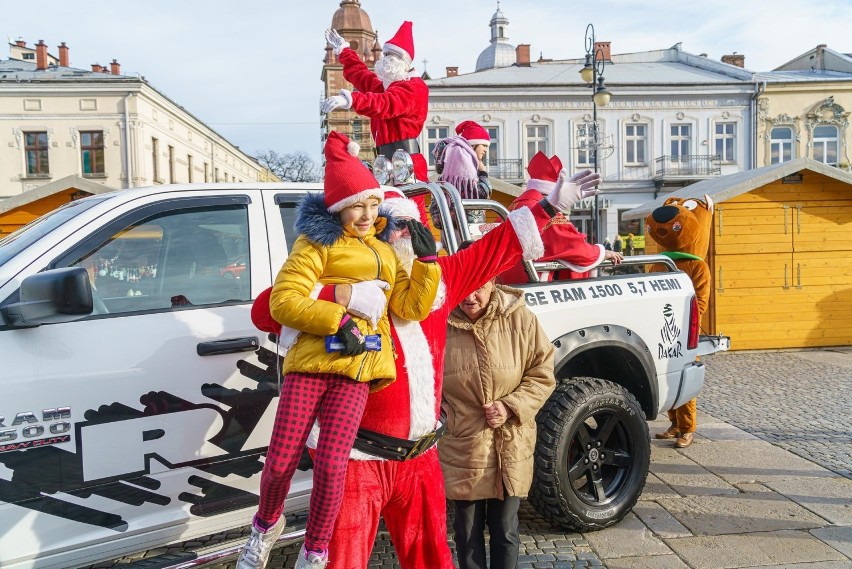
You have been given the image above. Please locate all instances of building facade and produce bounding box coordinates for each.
[755,45,852,171]
[425,19,757,244]
[0,39,276,200]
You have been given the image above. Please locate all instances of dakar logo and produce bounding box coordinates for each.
[658,303,682,359]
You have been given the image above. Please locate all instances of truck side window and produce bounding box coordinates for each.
[66,204,250,314]
[278,201,299,253]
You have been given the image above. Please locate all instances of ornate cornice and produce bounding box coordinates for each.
[429,98,747,111]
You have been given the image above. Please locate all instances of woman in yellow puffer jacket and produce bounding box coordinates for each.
[237,132,440,569]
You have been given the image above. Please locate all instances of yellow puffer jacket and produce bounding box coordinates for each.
[270,204,440,391]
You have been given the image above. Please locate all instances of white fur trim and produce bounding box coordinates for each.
[508,207,545,260]
[383,43,412,64]
[381,197,420,220]
[327,188,384,213]
[430,277,447,313]
[465,138,490,147]
[557,244,606,272]
[526,178,557,195]
[347,140,360,157]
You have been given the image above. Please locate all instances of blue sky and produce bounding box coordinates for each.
[5,0,850,161]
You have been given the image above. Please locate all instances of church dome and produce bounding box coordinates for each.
[331,0,373,33]
[475,5,516,71]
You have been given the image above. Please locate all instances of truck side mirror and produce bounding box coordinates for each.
[1,267,94,327]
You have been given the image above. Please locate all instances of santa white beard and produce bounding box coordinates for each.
[391,235,416,275]
[375,55,410,89]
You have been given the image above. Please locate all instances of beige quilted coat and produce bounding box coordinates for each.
[439,285,556,500]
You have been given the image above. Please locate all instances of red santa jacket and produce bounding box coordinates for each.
[339,47,429,183]
[501,188,605,285]
[311,203,552,449]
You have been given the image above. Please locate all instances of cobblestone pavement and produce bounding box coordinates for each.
[701,349,852,479]
[90,348,852,568]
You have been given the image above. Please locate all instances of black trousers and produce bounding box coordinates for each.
[452,496,520,569]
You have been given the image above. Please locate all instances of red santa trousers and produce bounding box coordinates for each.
[326,447,454,569]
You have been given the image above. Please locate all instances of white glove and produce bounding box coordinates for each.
[347,279,390,330]
[325,29,350,56]
[546,168,602,212]
[321,89,353,114]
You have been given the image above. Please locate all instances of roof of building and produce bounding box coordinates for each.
[773,45,852,74]
[0,58,137,82]
[331,0,373,34]
[0,175,116,215]
[755,69,852,82]
[622,158,852,221]
[430,44,754,88]
[476,42,517,73]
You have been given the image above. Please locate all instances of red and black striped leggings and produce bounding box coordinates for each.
[255,372,369,552]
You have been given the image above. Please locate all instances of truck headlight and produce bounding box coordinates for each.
[391,149,414,185]
[372,156,392,186]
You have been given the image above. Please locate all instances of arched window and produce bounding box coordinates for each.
[770,127,794,164]
[498,27,504,38]
[813,125,839,165]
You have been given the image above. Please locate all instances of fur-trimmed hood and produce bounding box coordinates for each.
[295,192,395,246]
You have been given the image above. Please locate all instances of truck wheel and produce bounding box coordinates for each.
[530,377,650,532]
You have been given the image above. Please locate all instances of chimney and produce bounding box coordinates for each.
[110,59,121,75]
[816,44,827,70]
[446,66,458,77]
[15,38,26,48]
[36,40,48,70]
[58,42,69,67]
[721,53,745,68]
[516,44,530,67]
[91,63,103,73]
[594,41,611,62]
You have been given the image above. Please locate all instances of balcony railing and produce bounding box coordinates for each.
[488,158,524,181]
[654,155,721,179]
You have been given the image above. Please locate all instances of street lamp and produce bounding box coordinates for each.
[579,23,612,244]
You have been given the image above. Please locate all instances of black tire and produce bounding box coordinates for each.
[530,377,650,532]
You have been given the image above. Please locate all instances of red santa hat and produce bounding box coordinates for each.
[381,187,421,220]
[324,131,383,213]
[526,151,564,195]
[455,121,490,147]
[383,21,414,63]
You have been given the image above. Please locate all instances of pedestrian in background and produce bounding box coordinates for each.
[439,256,556,569]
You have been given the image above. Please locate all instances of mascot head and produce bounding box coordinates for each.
[645,195,714,258]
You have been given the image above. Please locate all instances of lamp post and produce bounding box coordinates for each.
[580,23,612,244]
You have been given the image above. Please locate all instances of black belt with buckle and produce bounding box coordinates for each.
[353,413,447,461]
[376,138,421,159]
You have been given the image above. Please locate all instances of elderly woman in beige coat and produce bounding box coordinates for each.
[439,269,556,569]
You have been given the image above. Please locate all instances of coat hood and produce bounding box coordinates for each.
[448,284,526,330]
[294,192,394,247]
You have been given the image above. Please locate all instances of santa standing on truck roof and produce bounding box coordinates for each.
[322,22,430,222]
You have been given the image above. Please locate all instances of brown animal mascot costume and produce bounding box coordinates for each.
[645,195,714,448]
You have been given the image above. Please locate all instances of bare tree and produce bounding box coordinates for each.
[256,150,322,182]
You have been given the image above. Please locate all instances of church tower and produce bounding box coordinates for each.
[321,0,381,161]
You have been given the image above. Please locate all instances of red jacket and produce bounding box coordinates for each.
[339,47,429,183]
[501,189,605,284]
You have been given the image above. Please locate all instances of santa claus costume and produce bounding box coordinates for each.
[323,22,430,220]
[501,152,607,284]
[307,191,571,569]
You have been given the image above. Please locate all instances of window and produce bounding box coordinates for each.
[277,199,302,253]
[204,162,209,183]
[81,131,105,176]
[426,126,449,167]
[525,124,549,160]
[670,124,691,162]
[625,123,647,165]
[576,123,594,167]
[352,119,363,144]
[714,122,736,162]
[813,125,839,166]
[152,137,160,182]
[168,145,176,183]
[187,155,193,182]
[214,167,220,182]
[770,127,794,164]
[23,52,34,60]
[24,131,49,176]
[486,126,500,161]
[67,203,250,314]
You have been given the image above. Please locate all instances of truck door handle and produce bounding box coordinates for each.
[197,336,259,356]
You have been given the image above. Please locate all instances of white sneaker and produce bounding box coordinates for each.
[236,516,286,569]
[293,544,329,569]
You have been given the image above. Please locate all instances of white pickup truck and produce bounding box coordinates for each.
[0,180,728,568]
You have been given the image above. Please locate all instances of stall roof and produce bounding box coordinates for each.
[622,158,852,221]
[0,175,116,215]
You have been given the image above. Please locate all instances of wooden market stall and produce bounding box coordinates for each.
[624,158,852,351]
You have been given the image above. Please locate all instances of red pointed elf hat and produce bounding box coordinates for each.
[526,151,564,195]
[384,21,414,63]
[455,120,490,147]
[323,131,383,213]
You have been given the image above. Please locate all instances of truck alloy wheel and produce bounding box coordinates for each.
[530,377,650,531]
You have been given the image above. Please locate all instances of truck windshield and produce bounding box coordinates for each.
[0,196,111,267]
